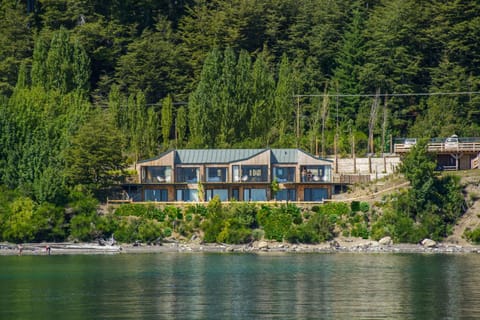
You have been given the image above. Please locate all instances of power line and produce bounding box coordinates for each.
[294,91,480,98]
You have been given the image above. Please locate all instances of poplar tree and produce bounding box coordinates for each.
[234,50,253,141]
[175,105,187,148]
[274,54,295,146]
[218,47,237,146]
[250,50,275,145]
[161,95,174,148]
[188,48,223,147]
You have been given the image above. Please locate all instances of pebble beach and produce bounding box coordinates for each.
[2,237,480,256]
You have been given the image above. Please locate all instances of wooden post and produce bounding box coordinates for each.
[352,134,356,173]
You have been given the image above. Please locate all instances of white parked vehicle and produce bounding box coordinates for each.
[444,135,459,149]
[404,138,417,148]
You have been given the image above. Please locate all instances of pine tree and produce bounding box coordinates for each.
[332,5,367,121]
[0,0,33,96]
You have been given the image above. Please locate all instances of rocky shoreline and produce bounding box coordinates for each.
[2,237,480,256]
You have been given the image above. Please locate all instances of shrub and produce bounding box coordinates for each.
[359,202,370,213]
[252,229,264,241]
[115,204,147,217]
[370,210,420,243]
[465,228,480,244]
[113,216,141,242]
[138,219,163,243]
[216,219,252,244]
[351,222,369,239]
[350,201,360,212]
[260,207,293,242]
[319,202,350,217]
[69,213,100,241]
[163,227,172,237]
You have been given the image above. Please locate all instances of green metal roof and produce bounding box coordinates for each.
[271,149,298,163]
[173,149,332,164]
[138,149,332,165]
[175,149,266,164]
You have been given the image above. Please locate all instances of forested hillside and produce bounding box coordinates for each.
[1,0,480,202]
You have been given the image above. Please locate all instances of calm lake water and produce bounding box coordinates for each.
[2,253,480,319]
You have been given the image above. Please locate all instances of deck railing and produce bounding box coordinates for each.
[395,142,480,153]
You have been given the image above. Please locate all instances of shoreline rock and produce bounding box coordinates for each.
[1,239,480,256]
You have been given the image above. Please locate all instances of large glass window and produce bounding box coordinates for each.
[275,189,296,201]
[141,166,172,183]
[205,189,228,201]
[144,189,168,202]
[241,165,268,182]
[206,167,227,182]
[304,188,328,201]
[232,188,239,201]
[176,189,199,202]
[244,188,267,201]
[176,167,200,183]
[273,167,295,183]
[232,165,241,182]
[301,165,331,182]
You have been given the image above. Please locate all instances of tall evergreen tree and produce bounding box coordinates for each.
[332,5,367,121]
[115,17,189,103]
[360,0,431,136]
[0,1,33,96]
[64,110,126,191]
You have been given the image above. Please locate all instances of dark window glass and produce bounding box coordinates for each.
[206,167,227,182]
[304,188,328,201]
[276,189,296,201]
[144,189,168,201]
[273,167,295,182]
[176,167,199,183]
[241,165,268,182]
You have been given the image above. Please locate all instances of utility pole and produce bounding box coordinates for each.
[321,89,329,157]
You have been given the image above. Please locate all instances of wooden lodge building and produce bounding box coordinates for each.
[122,149,334,203]
[394,136,480,170]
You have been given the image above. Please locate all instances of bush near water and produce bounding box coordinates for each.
[0,194,463,245]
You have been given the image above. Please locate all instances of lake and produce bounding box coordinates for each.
[1,253,480,319]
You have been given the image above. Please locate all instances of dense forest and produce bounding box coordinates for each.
[0,0,476,243]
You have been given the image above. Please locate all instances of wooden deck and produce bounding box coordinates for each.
[395,142,480,154]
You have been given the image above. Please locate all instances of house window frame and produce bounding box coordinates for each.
[272,166,296,183]
[176,167,200,183]
[142,166,172,183]
[241,165,268,182]
[206,167,227,183]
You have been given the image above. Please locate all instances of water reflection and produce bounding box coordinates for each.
[2,253,480,319]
